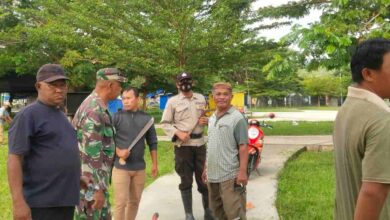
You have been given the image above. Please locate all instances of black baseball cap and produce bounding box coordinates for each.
[176,72,192,81]
[36,64,69,83]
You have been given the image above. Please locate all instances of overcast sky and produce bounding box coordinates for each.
[252,0,322,41]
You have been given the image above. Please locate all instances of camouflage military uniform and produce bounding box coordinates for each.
[72,92,116,220]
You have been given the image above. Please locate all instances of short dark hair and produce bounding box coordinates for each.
[122,87,139,97]
[351,38,390,83]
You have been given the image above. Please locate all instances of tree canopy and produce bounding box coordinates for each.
[0,0,389,103]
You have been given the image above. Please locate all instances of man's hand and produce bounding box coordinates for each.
[236,170,248,186]
[116,148,130,159]
[175,131,190,143]
[198,116,208,126]
[13,200,32,220]
[80,175,91,190]
[92,189,105,210]
[202,168,208,184]
[151,164,159,178]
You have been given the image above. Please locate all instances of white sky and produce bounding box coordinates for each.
[252,0,322,41]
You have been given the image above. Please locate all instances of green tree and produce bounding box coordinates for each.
[300,68,341,106]
[258,0,390,70]
[1,0,320,103]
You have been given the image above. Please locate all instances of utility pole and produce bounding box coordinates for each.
[245,69,251,109]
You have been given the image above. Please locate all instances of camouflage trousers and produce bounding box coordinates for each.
[75,190,111,220]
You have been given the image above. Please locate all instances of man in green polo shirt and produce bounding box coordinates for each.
[333,38,390,220]
[203,82,248,220]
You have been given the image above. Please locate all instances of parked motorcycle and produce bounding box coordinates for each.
[247,119,273,176]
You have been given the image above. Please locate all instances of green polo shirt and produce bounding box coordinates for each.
[207,106,248,183]
[333,86,390,220]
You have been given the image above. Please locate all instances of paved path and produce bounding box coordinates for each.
[137,136,332,220]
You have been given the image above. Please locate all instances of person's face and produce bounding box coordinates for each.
[176,78,193,92]
[122,90,139,111]
[212,87,233,110]
[369,52,390,98]
[108,80,123,100]
[36,79,67,106]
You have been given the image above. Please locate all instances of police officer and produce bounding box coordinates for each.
[161,72,214,220]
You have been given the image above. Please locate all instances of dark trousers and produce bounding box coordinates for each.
[31,206,74,220]
[208,179,246,220]
[174,145,208,193]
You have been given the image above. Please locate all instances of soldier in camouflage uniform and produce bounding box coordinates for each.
[72,68,128,220]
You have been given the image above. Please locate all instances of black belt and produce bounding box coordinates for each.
[190,133,203,139]
[172,133,203,142]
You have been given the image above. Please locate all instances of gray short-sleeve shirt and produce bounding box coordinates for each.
[206,106,248,183]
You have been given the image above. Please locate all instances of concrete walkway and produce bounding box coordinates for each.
[137,135,333,220]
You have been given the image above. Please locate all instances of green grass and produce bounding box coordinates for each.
[156,128,165,136]
[276,151,335,220]
[146,106,338,123]
[146,109,163,123]
[144,141,174,186]
[156,121,333,136]
[0,133,11,219]
[261,121,333,136]
[299,106,339,111]
[1,138,175,219]
[249,106,339,112]
[249,107,302,112]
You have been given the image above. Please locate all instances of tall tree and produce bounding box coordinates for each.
[258,0,390,70]
[2,0,320,101]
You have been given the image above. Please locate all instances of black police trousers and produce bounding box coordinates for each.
[174,145,208,193]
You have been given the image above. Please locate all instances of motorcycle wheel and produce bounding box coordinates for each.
[247,152,259,177]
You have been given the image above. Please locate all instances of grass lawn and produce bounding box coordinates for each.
[299,106,339,111]
[156,121,333,136]
[156,127,165,136]
[249,107,302,112]
[276,151,335,220]
[148,106,338,124]
[143,141,174,186]
[0,134,12,219]
[262,121,333,136]
[249,106,339,112]
[146,109,163,123]
[0,139,175,219]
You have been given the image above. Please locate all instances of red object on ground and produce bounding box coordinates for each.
[151,212,159,220]
[268,112,275,119]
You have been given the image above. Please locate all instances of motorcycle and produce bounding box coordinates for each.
[247,119,273,176]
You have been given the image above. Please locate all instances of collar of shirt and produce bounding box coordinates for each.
[347,86,390,112]
[178,92,198,100]
[36,100,62,110]
[213,106,235,119]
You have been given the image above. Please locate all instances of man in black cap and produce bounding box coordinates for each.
[7,64,86,220]
[161,72,214,220]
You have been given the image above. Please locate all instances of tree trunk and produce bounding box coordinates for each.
[318,96,321,107]
[142,92,147,111]
[325,95,329,106]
